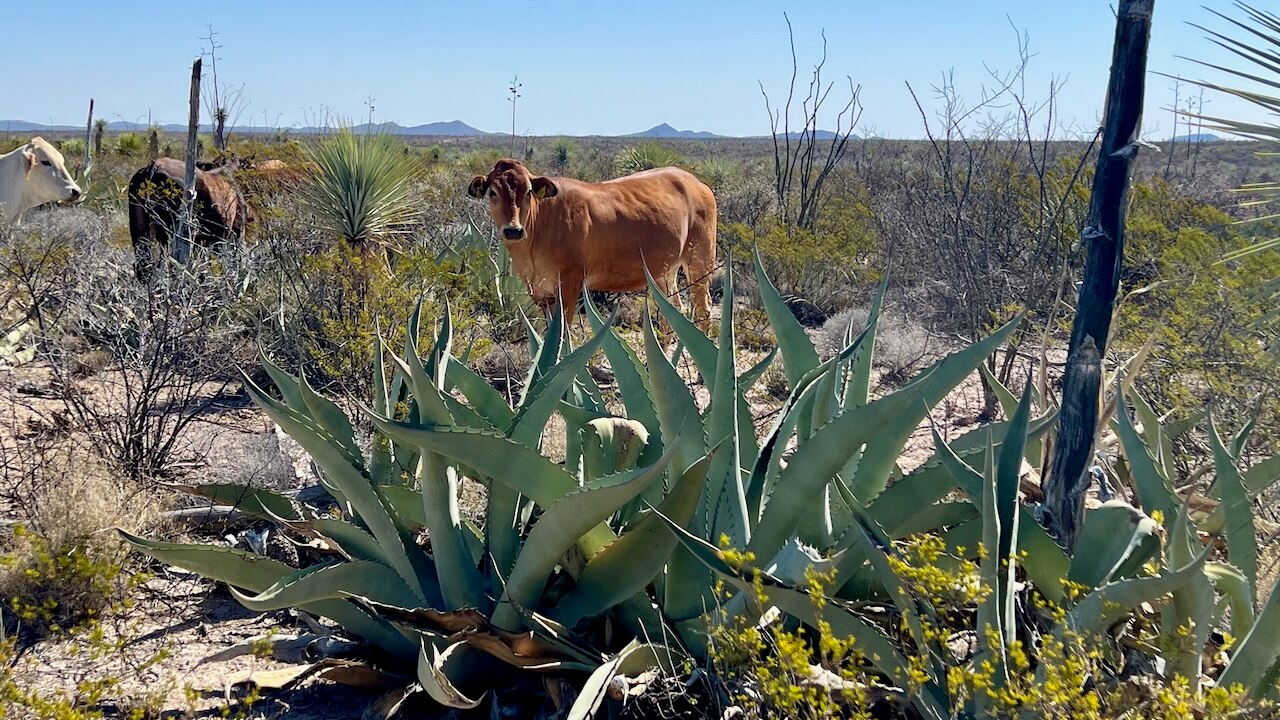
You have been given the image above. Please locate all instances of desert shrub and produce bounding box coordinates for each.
[727,184,880,320]
[113,132,144,157]
[292,241,481,399]
[1116,179,1280,451]
[615,142,686,175]
[58,138,86,159]
[814,306,935,385]
[462,147,507,175]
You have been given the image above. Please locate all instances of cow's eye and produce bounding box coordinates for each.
[487,189,496,199]
[40,160,52,167]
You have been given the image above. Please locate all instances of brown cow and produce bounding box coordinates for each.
[467,158,716,330]
[127,157,255,281]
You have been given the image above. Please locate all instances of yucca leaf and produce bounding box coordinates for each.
[300,128,421,245]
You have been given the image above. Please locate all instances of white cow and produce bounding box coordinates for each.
[0,137,82,223]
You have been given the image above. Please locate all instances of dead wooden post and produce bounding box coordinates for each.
[1041,0,1155,549]
[82,99,93,179]
[176,58,202,266]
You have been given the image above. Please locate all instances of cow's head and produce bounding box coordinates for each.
[467,158,558,242]
[21,138,82,207]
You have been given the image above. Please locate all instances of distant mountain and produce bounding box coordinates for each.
[628,123,724,139]
[1171,132,1221,143]
[746,129,858,141]
[1,119,494,137]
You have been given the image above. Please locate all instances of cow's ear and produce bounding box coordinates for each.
[467,176,488,199]
[22,146,36,176]
[531,177,558,199]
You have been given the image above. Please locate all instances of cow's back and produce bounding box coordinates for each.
[546,167,714,293]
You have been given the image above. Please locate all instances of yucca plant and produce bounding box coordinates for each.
[299,128,421,253]
[614,142,686,175]
[1182,2,1280,309]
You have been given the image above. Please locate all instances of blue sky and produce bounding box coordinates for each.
[4,1,1273,139]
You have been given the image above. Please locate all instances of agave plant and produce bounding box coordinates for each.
[299,128,421,251]
[119,250,1280,716]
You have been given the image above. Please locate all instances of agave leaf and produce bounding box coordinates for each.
[645,264,717,379]
[509,306,617,447]
[1206,561,1256,641]
[243,374,429,605]
[1219,563,1280,696]
[309,518,386,564]
[748,315,1020,565]
[377,486,426,531]
[994,376,1033,573]
[979,364,1043,464]
[567,641,682,720]
[228,560,421,612]
[642,312,705,490]
[1059,543,1210,642]
[118,531,416,661]
[846,273,887,409]
[553,446,718,626]
[1130,389,1175,481]
[298,372,365,464]
[740,345,778,395]
[974,435,1007,711]
[421,454,487,612]
[747,332,869,521]
[258,348,306,409]
[491,444,675,630]
[1244,455,1280,495]
[751,249,819,386]
[444,358,515,430]
[173,483,303,523]
[370,422,576,506]
[1114,393,1179,521]
[1211,416,1259,592]
[706,261,750,547]
[584,292,663,461]
[1068,501,1159,589]
[520,293,565,406]
[417,641,485,710]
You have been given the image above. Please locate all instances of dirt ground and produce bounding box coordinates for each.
[0,313,1027,719]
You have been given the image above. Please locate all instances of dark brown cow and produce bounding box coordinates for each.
[127,157,254,281]
[467,158,716,330]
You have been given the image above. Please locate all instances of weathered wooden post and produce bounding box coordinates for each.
[83,99,93,179]
[176,58,202,266]
[1041,0,1155,549]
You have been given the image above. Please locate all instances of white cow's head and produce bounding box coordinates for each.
[19,137,82,209]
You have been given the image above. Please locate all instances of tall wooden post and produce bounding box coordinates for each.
[83,99,94,179]
[176,58,202,266]
[1041,0,1155,549]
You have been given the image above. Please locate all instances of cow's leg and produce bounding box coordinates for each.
[685,238,716,334]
